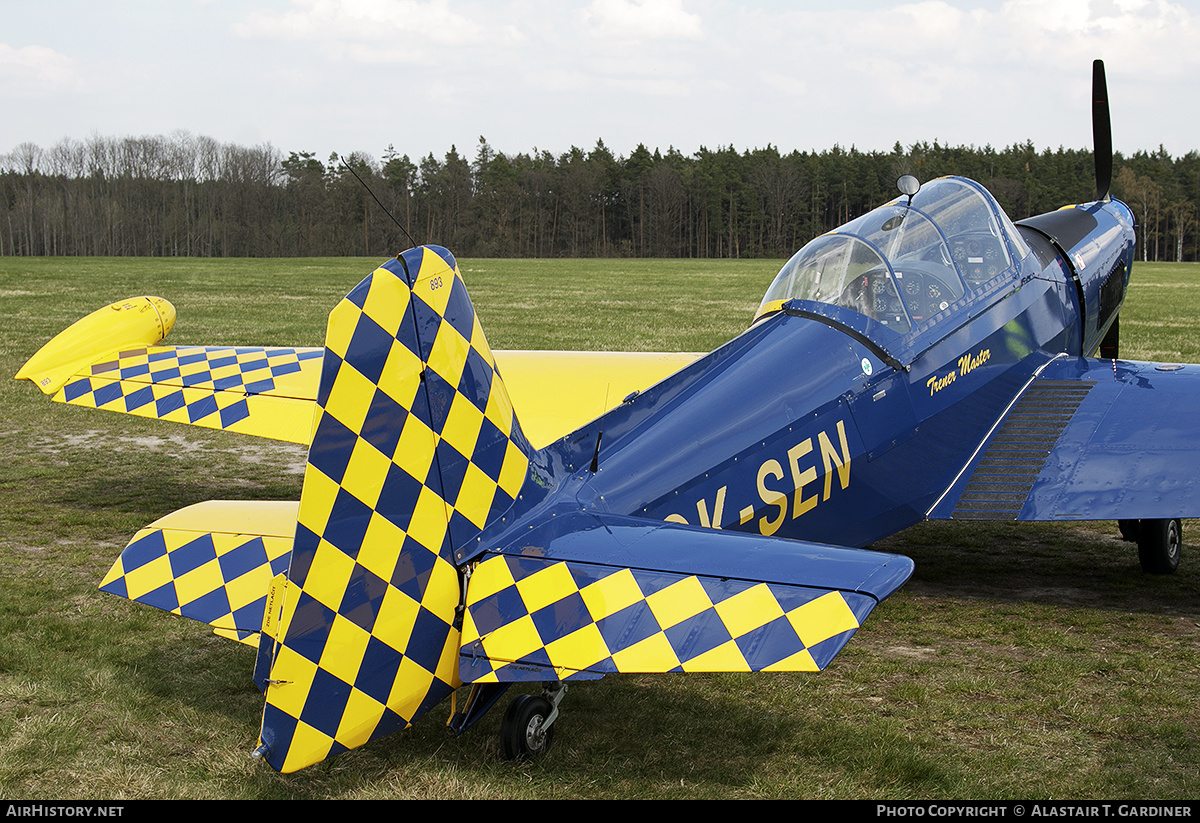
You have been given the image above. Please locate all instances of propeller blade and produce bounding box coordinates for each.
[1092,59,1113,201]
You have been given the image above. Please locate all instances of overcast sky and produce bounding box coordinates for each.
[3,0,1198,167]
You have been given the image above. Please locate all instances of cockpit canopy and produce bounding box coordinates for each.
[757,177,1027,334]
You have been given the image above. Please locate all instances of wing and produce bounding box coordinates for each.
[15,295,323,444]
[17,297,700,447]
[496,350,703,448]
[929,355,1200,521]
[49,344,323,443]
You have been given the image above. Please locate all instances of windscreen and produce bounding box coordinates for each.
[759,234,910,331]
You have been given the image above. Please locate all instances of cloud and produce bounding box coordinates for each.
[3,1,1198,161]
[580,0,704,42]
[0,44,84,98]
[233,0,489,47]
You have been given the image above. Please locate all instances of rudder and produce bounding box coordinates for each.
[256,246,532,772]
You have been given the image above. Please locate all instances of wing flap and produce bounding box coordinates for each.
[460,512,913,683]
[931,357,1200,521]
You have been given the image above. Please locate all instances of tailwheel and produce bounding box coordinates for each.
[1136,518,1182,575]
[500,684,565,760]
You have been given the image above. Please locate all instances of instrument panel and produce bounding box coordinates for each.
[839,261,963,330]
[948,231,1008,286]
[894,268,954,322]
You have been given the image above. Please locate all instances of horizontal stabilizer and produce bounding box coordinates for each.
[99,501,296,644]
[931,357,1200,521]
[459,512,912,682]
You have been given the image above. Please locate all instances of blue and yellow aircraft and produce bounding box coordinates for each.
[16,62,1192,772]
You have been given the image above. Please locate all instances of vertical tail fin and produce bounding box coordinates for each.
[256,246,531,773]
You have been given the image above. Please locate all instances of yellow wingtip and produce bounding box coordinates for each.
[15,296,176,394]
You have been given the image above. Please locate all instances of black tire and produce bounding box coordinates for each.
[500,694,555,760]
[1136,518,1182,575]
[1118,519,1140,542]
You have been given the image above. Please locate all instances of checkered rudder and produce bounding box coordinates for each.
[256,246,531,773]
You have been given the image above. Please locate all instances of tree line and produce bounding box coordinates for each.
[1,132,1197,261]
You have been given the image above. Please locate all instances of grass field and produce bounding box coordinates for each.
[2,255,1199,800]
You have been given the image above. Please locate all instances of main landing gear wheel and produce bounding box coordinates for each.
[1135,518,1182,575]
[500,688,562,760]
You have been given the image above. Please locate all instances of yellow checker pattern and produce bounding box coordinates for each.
[98,505,296,645]
[56,345,322,443]
[257,247,531,773]
[459,552,862,683]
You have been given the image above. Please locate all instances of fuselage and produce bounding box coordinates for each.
[480,177,1137,556]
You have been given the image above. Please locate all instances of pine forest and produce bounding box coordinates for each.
[2,133,1196,262]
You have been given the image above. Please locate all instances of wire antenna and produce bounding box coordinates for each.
[338,154,418,249]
